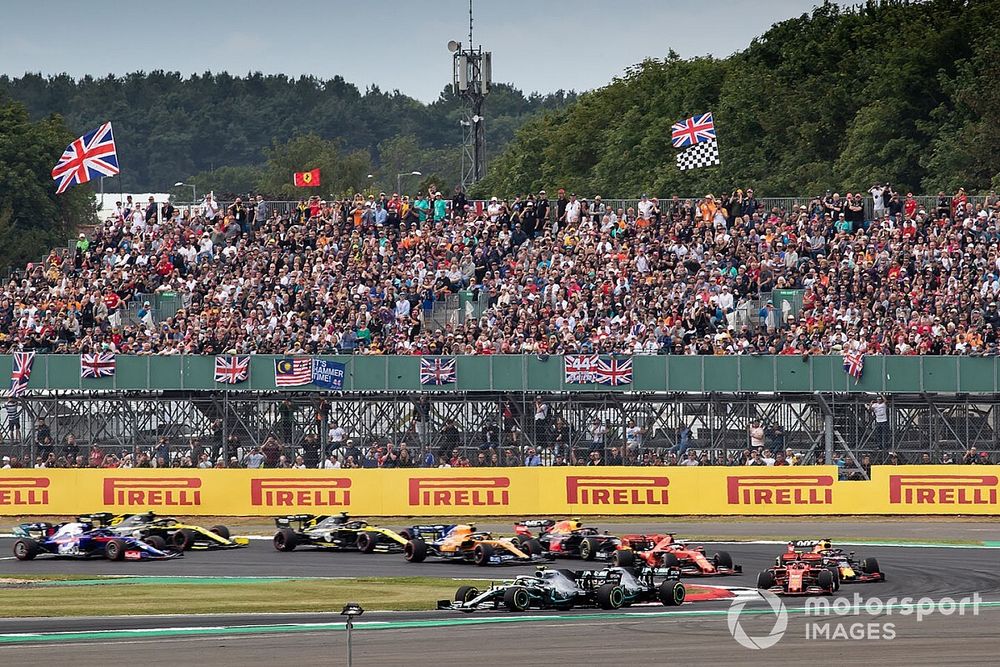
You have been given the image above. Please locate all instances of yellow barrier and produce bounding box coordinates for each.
[0,466,996,516]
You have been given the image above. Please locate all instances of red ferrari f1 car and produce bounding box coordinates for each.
[757,550,836,595]
[610,533,742,576]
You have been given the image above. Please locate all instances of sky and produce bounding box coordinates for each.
[2,0,823,102]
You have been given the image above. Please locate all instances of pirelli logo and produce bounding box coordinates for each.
[103,477,202,506]
[408,477,509,507]
[250,478,351,507]
[0,477,49,505]
[888,474,998,505]
[566,476,669,505]
[727,475,834,505]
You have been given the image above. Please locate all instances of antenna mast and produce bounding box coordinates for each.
[451,0,491,187]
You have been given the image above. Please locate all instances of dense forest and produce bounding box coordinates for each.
[477,0,1000,198]
[0,73,575,195]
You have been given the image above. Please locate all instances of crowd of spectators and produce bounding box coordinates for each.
[4,182,1000,356]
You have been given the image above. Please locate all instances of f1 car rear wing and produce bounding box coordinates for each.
[77,512,116,526]
[514,519,557,529]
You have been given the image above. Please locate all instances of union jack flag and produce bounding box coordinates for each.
[565,354,599,383]
[215,355,250,384]
[420,357,457,385]
[671,112,716,148]
[595,357,633,386]
[80,352,116,379]
[51,121,120,194]
[9,352,35,397]
[843,352,864,383]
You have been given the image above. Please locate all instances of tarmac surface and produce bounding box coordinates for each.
[1,521,999,664]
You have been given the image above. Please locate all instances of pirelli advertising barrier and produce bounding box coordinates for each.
[0,466,997,516]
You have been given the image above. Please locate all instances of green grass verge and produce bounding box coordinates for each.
[0,576,720,617]
[1,576,486,617]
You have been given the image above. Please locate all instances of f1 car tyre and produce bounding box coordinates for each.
[580,537,600,561]
[503,586,531,612]
[13,539,38,561]
[828,566,841,591]
[404,539,427,563]
[757,571,776,589]
[612,549,635,567]
[596,583,625,610]
[659,580,686,606]
[356,532,379,553]
[273,528,298,552]
[519,538,543,556]
[861,557,880,574]
[713,551,733,569]
[399,529,414,541]
[817,569,835,593]
[172,529,197,550]
[144,535,168,551]
[473,543,495,566]
[105,538,127,561]
[455,586,480,603]
[210,525,231,540]
[660,552,680,568]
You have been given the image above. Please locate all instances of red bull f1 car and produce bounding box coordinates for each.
[783,540,885,584]
[404,524,550,566]
[512,519,621,561]
[80,512,248,551]
[438,565,686,612]
[272,513,409,553]
[611,533,741,576]
[12,520,181,561]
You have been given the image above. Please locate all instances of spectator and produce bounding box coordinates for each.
[243,446,264,468]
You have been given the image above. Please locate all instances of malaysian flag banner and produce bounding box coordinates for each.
[671,112,716,148]
[843,352,864,383]
[565,354,599,383]
[420,357,457,385]
[51,121,120,194]
[275,358,313,386]
[595,357,633,386]
[9,352,35,397]
[215,355,250,384]
[80,352,116,379]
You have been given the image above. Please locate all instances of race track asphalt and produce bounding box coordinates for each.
[1,523,999,664]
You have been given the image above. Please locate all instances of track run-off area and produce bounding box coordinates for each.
[0,520,998,664]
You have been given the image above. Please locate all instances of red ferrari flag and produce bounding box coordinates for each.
[293,169,321,187]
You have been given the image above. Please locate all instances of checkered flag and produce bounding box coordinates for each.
[675,138,720,171]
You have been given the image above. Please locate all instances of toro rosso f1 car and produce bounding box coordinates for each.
[611,533,741,576]
[12,521,181,561]
[512,519,621,561]
[784,540,885,584]
[438,566,686,612]
[273,513,409,553]
[404,524,550,566]
[80,512,248,551]
[758,550,836,595]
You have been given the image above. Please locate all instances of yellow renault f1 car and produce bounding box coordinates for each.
[79,512,249,551]
[272,513,410,553]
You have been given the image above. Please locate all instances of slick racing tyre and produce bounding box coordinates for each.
[172,529,197,550]
[519,539,543,556]
[817,569,835,594]
[757,571,776,589]
[473,544,495,566]
[105,538,127,561]
[861,557,881,574]
[612,549,635,567]
[828,566,841,591]
[713,551,733,569]
[210,525,231,540]
[13,539,39,561]
[404,539,427,563]
[503,586,531,612]
[356,532,379,553]
[579,537,600,561]
[660,552,680,568]
[659,580,686,606]
[273,528,298,552]
[596,583,625,610]
[455,586,480,604]
[144,535,168,551]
